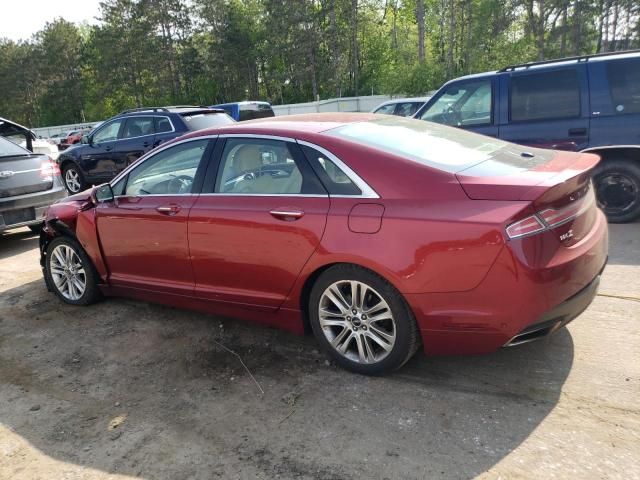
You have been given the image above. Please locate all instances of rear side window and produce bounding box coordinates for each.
[510,69,581,122]
[238,104,275,121]
[301,145,361,196]
[122,116,154,138]
[607,58,640,115]
[0,136,29,156]
[154,117,174,133]
[395,102,422,117]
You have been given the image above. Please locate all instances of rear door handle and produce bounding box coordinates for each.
[156,204,181,215]
[269,209,304,221]
[105,146,113,152]
[568,127,588,136]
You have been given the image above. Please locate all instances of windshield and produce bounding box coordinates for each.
[182,112,235,131]
[326,116,509,173]
[0,136,30,157]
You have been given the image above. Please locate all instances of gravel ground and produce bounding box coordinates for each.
[0,223,638,480]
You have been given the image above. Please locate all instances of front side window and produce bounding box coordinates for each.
[607,58,640,115]
[301,145,361,195]
[395,102,422,117]
[510,69,581,122]
[419,79,492,127]
[93,120,124,143]
[122,116,154,138]
[216,139,305,195]
[122,139,209,196]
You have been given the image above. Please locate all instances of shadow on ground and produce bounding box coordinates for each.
[0,229,39,261]
[0,275,574,480]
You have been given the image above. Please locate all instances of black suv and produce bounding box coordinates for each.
[415,50,640,222]
[57,106,234,193]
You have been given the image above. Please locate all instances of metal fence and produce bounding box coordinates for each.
[31,95,399,138]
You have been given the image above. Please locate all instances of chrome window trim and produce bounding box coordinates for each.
[199,193,329,198]
[296,139,380,199]
[109,135,218,191]
[218,133,296,142]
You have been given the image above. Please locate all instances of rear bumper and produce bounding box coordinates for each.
[407,209,608,355]
[0,186,67,231]
[503,264,603,347]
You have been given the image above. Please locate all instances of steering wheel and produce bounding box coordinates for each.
[223,168,290,191]
[168,175,193,194]
[441,105,462,126]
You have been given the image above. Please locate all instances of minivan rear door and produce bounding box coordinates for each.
[498,65,590,151]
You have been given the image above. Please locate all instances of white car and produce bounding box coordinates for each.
[372,96,432,117]
[0,117,59,160]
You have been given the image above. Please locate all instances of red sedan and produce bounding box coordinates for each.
[39,113,608,374]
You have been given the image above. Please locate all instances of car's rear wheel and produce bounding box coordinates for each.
[309,265,420,375]
[62,164,85,194]
[45,236,101,306]
[593,160,640,223]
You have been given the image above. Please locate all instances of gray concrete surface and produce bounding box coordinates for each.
[0,224,638,480]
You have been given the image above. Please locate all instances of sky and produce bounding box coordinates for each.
[0,0,102,42]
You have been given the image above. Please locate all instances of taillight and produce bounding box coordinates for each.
[506,215,546,239]
[40,158,60,179]
[506,186,594,239]
[538,187,594,228]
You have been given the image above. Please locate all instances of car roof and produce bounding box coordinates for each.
[117,106,226,117]
[212,101,272,107]
[188,112,379,138]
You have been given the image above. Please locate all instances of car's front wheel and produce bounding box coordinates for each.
[45,236,101,305]
[309,265,420,375]
[62,164,85,194]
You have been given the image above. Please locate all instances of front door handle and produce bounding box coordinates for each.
[156,204,181,215]
[105,145,113,152]
[568,127,588,136]
[143,141,150,148]
[269,209,304,221]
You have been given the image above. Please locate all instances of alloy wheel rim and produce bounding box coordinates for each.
[49,245,86,301]
[319,280,396,364]
[596,173,638,215]
[65,169,81,192]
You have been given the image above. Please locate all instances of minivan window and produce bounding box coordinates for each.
[419,79,492,127]
[238,104,276,121]
[510,69,581,122]
[607,58,640,115]
[182,112,235,131]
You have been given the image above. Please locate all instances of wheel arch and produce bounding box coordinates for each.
[297,260,408,335]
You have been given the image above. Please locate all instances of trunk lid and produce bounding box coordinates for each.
[455,146,600,201]
[0,154,53,198]
[456,147,601,248]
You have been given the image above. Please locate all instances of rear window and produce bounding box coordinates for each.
[607,58,640,115]
[239,104,275,121]
[182,112,235,131]
[510,69,581,122]
[0,136,29,157]
[326,117,508,173]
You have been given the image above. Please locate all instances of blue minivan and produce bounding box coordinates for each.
[209,101,275,121]
[415,50,640,222]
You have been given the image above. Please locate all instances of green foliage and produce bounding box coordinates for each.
[0,0,638,126]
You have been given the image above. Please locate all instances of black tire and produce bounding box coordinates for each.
[28,224,42,234]
[62,163,85,194]
[592,160,640,223]
[44,236,102,306]
[308,264,420,375]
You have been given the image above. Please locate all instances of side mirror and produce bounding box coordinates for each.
[93,183,114,203]
[81,135,91,145]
